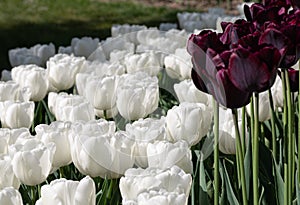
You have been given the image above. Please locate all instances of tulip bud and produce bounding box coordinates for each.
[46,54,85,91]
[0,187,23,205]
[166,102,212,146]
[11,64,49,101]
[117,72,159,120]
[0,101,34,128]
[36,176,96,205]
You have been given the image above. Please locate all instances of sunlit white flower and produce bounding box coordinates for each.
[111,24,147,44]
[119,165,192,204]
[46,54,85,91]
[69,119,134,178]
[35,121,72,170]
[71,37,100,58]
[147,140,193,173]
[11,64,49,101]
[80,60,125,76]
[0,128,30,146]
[48,92,95,122]
[99,37,135,60]
[166,102,212,146]
[0,101,34,128]
[125,117,166,167]
[9,138,55,186]
[0,187,23,205]
[174,79,212,106]
[0,81,30,102]
[164,48,192,80]
[117,72,159,120]
[0,154,20,189]
[36,176,95,205]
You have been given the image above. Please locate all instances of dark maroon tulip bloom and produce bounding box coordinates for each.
[287,68,299,92]
[187,31,252,108]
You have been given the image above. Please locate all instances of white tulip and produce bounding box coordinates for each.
[35,176,96,205]
[77,74,119,110]
[147,140,193,173]
[0,154,20,189]
[46,54,85,91]
[125,117,166,167]
[100,36,135,59]
[174,79,212,106]
[69,119,134,178]
[9,43,55,67]
[124,51,162,76]
[166,102,212,146]
[119,165,192,203]
[9,138,55,185]
[94,106,119,119]
[111,24,147,44]
[0,187,23,205]
[71,37,99,58]
[110,49,134,63]
[1,70,12,81]
[0,128,30,146]
[134,190,188,205]
[0,101,34,128]
[80,60,125,76]
[271,75,284,108]
[11,64,49,101]
[0,81,30,102]
[35,121,72,170]
[164,48,192,80]
[48,92,95,122]
[246,91,272,122]
[117,72,159,120]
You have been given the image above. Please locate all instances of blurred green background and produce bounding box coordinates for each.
[0,0,194,69]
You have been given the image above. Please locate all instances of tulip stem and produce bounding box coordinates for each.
[268,89,277,161]
[298,62,300,188]
[232,109,248,205]
[253,93,259,205]
[241,107,246,155]
[284,69,294,204]
[213,100,219,205]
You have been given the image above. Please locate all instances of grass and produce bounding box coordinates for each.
[0,0,195,69]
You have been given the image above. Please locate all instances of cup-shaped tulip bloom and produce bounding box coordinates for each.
[117,72,159,120]
[125,117,166,168]
[35,176,96,205]
[0,81,30,102]
[166,102,212,146]
[174,79,212,106]
[46,54,85,91]
[9,138,55,186]
[35,121,72,170]
[48,92,95,122]
[71,37,100,58]
[128,190,188,205]
[164,48,192,80]
[0,154,20,189]
[246,91,272,122]
[76,73,119,111]
[69,120,134,178]
[0,187,23,205]
[119,165,192,203]
[11,64,49,101]
[79,60,125,77]
[0,128,30,146]
[147,140,193,173]
[9,43,55,67]
[0,101,34,128]
[124,51,162,76]
[94,106,119,119]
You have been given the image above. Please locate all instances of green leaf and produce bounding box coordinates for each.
[220,160,240,205]
[244,132,251,200]
[273,156,284,205]
[296,171,300,205]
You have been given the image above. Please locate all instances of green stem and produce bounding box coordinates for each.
[298,62,300,189]
[285,69,294,204]
[232,109,248,205]
[241,107,246,155]
[213,100,219,205]
[282,70,289,205]
[253,92,259,205]
[268,89,277,161]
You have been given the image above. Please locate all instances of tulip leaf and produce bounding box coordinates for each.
[273,156,284,205]
[220,160,239,205]
[199,157,207,192]
[244,131,251,200]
